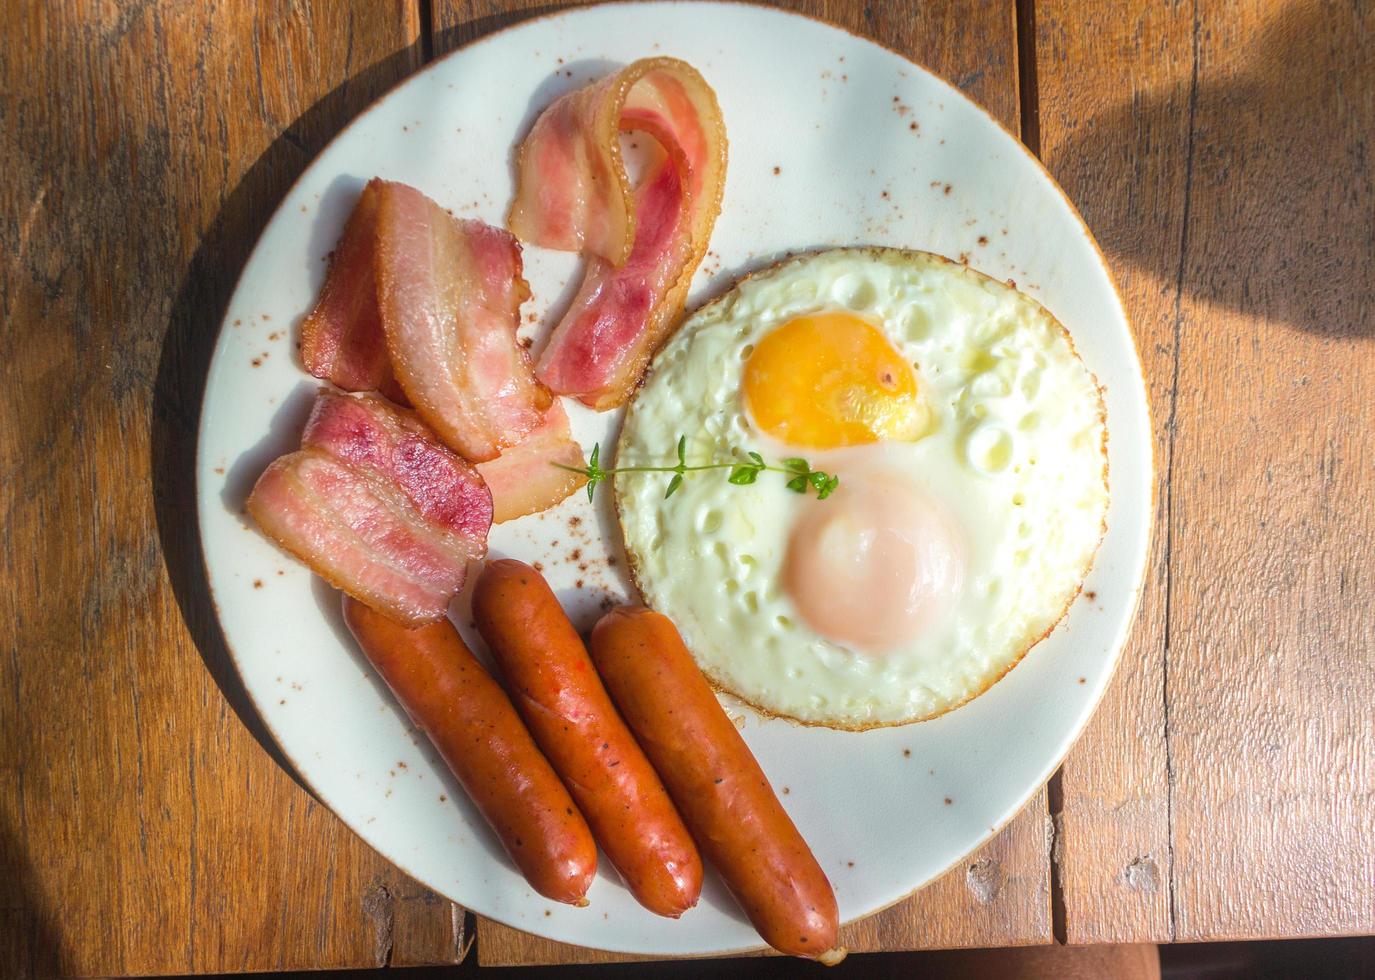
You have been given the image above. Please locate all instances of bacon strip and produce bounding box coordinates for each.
[375,181,552,462]
[299,180,399,396]
[475,400,587,523]
[509,58,727,410]
[247,389,492,626]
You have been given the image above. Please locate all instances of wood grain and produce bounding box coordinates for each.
[1162,0,1374,941]
[1034,0,1189,944]
[0,3,466,976]
[428,0,1050,964]
[1041,0,1375,944]
[8,0,1370,973]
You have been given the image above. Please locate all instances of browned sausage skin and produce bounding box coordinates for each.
[472,560,703,917]
[341,595,596,905]
[589,606,844,962]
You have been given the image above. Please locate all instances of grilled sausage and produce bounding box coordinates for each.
[342,595,596,904]
[472,560,703,917]
[589,605,844,962]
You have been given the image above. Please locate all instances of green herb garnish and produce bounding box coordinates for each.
[555,434,839,503]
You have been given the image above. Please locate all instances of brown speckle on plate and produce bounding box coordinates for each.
[1079,677,1087,685]
[772,165,781,176]
[252,579,263,589]
[903,748,911,758]
[251,358,262,367]
[439,794,447,803]
[944,797,953,805]
[262,314,271,321]
[782,786,790,795]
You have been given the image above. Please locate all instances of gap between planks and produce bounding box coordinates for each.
[1014,0,1068,948]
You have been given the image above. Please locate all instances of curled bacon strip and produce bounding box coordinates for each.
[376,181,553,462]
[247,389,492,626]
[509,57,727,410]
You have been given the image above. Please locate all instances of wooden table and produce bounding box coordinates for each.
[3,0,1371,974]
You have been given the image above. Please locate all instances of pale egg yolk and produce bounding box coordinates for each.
[743,312,928,449]
[784,476,964,652]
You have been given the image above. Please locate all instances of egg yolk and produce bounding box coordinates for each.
[784,475,964,653]
[743,312,928,449]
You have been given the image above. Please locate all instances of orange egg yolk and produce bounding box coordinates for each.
[742,312,928,449]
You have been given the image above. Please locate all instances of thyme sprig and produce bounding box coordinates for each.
[555,435,840,503]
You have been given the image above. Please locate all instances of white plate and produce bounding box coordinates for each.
[198,2,1150,957]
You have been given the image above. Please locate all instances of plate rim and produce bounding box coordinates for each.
[194,0,1154,956]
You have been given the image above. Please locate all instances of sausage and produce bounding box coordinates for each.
[341,595,596,905]
[589,606,844,963]
[472,560,703,917]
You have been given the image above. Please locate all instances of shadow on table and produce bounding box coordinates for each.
[1042,0,1372,338]
[0,818,64,979]
[149,42,428,796]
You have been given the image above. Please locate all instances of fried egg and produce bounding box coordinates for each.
[616,248,1108,729]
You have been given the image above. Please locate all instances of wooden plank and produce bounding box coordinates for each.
[1043,0,1375,944]
[427,0,1048,965]
[1034,0,1189,944]
[1160,0,1375,941]
[0,2,467,976]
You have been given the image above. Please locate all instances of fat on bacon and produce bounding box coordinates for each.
[247,389,492,626]
[509,58,727,410]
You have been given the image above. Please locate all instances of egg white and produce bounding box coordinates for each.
[616,248,1108,729]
